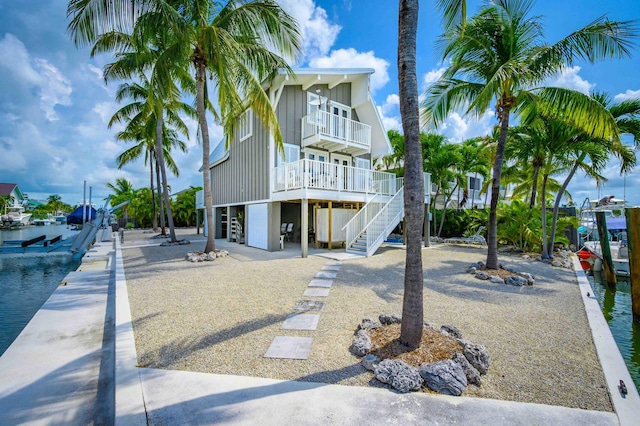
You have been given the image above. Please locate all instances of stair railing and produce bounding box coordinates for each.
[343,193,384,250]
[363,187,404,256]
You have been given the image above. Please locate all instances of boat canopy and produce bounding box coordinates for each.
[66,206,97,224]
[606,217,627,230]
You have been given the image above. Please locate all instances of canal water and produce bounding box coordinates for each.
[0,225,81,356]
[588,271,640,392]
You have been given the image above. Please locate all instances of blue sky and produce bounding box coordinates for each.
[0,0,639,207]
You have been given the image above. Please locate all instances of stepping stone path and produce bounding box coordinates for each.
[264,261,342,360]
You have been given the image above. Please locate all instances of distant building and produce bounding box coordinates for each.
[0,183,27,206]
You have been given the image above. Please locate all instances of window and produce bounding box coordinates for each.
[355,157,370,170]
[238,109,253,141]
[469,176,481,191]
[277,143,300,166]
[305,148,328,163]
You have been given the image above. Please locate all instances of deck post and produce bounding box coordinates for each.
[595,211,617,287]
[301,199,308,258]
[625,208,640,319]
[424,203,430,247]
[328,201,333,250]
[314,203,319,249]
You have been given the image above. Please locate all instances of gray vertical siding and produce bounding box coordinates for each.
[211,109,269,205]
[211,82,361,206]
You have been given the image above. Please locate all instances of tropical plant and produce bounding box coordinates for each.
[68,0,301,251]
[424,0,635,268]
[547,92,639,253]
[173,186,202,227]
[107,178,136,222]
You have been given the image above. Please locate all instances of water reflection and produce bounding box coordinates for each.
[0,254,81,356]
[590,272,640,392]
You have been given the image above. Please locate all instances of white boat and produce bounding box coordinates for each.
[577,196,630,276]
[33,218,52,226]
[1,204,32,226]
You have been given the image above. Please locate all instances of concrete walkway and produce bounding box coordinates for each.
[0,233,638,425]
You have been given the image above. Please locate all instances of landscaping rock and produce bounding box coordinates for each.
[374,359,423,393]
[505,275,528,286]
[356,318,381,333]
[467,266,477,274]
[362,354,379,371]
[350,330,372,356]
[519,272,535,285]
[490,275,504,284]
[440,325,463,339]
[419,360,467,396]
[551,260,564,268]
[452,352,481,386]
[379,313,402,325]
[475,271,490,280]
[459,340,491,374]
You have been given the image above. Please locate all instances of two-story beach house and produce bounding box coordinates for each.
[199,68,430,257]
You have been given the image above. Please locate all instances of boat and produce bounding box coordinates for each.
[52,214,67,224]
[66,205,97,226]
[577,196,630,276]
[1,203,32,227]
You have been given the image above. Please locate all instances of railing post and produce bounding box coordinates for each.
[595,211,617,287]
[625,207,640,319]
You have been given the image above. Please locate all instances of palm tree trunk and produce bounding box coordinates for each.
[540,173,550,259]
[196,60,216,253]
[155,155,166,235]
[486,103,512,269]
[150,153,157,232]
[438,184,458,237]
[398,0,423,350]
[549,157,583,255]
[529,166,540,208]
[155,113,178,242]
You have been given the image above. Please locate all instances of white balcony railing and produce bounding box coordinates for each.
[272,159,398,195]
[301,110,371,150]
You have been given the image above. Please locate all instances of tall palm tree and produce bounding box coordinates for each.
[423,0,635,268]
[398,0,424,349]
[107,178,136,224]
[68,0,302,252]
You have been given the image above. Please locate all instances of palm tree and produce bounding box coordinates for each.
[547,92,640,253]
[398,0,424,350]
[107,178,136,224]
[424,0,635,269]
[68,0,302,252]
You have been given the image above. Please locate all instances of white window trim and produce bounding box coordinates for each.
[238,109,253,142]
[330,153,352,165]
[328,100,352,119]
[304,148,329,162]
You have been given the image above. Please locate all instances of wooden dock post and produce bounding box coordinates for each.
[625,208,640,319]
[595,211,617,287]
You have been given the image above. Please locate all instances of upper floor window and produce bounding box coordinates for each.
[238,109,253,141]
[469,176,481,191]
[277,143,300,166]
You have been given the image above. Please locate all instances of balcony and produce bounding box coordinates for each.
[301,110,371,156]
[273,159,399,196]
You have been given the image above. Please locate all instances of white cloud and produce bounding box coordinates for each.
[439,109,495,142]
[545,66,594,94]
[278,0,341,62]
[93,102,116,125]
[309,48,389,92]
[423,67,446,87]
[0,33,72,121]
[614,89,640,102]
[376,94,402,132]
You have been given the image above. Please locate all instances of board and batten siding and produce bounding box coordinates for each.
[211,109,270,206]
[275,83,353,155]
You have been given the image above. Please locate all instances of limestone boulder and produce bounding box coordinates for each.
[379,314,402,325]
[419,360,467,396]
[440,325,463,339]
[459,340,491,374]
[452,352,481,386]
[362,354,379,371]
[475,271,490,280]
[505,275,528,286]
[490,275,504,284]
[356,318,381,333]
[374,359,423,393]
[350,330,372,356]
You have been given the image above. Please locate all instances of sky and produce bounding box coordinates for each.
[0,0,639,207]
